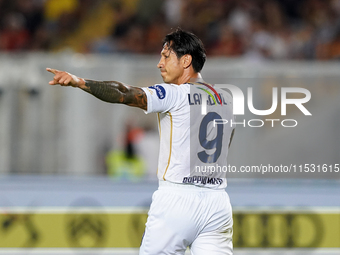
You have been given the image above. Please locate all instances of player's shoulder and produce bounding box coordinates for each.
[147,83,189,95]
[144,83,168,100]
[147,83,178,92]
[143,83,189,105]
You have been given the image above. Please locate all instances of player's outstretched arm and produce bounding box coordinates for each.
[46,68,147,110]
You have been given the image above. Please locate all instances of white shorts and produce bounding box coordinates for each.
[140,181,233,255]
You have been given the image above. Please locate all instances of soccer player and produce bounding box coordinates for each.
[47,28,235,255]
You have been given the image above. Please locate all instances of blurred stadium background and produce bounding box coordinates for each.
[0,0,339,254]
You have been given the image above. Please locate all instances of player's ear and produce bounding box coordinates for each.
[182,54,192,69]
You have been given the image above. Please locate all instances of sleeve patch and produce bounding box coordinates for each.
[149,85,166,99]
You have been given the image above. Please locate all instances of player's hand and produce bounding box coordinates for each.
[46,68,85,88]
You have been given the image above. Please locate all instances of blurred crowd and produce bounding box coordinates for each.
[1,0,340,60]
[0,0,98,51]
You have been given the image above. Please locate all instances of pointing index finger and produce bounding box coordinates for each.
[46,68,59,75]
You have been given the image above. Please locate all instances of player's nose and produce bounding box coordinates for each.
[157,59,163,69]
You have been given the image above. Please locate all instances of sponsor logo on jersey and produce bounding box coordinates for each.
[149,85,166,99]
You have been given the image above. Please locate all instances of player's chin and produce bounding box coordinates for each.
[160,74,167,83]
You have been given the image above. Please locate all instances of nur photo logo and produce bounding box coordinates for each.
[200,84,312,128]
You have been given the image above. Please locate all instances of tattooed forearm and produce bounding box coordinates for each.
[82,80,147,110]
[82,80,126,103]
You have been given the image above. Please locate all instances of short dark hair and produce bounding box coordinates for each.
[163,28,206,73]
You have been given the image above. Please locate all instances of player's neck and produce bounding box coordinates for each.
[177,72,202,85]
[189,73,204,83]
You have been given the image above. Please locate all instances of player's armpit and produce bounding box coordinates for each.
[83,80,147,110]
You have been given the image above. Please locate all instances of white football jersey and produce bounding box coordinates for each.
[142,81,234,189]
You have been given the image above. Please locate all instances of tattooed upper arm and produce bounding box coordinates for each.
[124,86,147,110]
[82,80,147,111]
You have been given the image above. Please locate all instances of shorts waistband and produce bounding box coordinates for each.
[158,180,225,192]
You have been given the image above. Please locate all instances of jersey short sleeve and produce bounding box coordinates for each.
[142,84,179,114]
